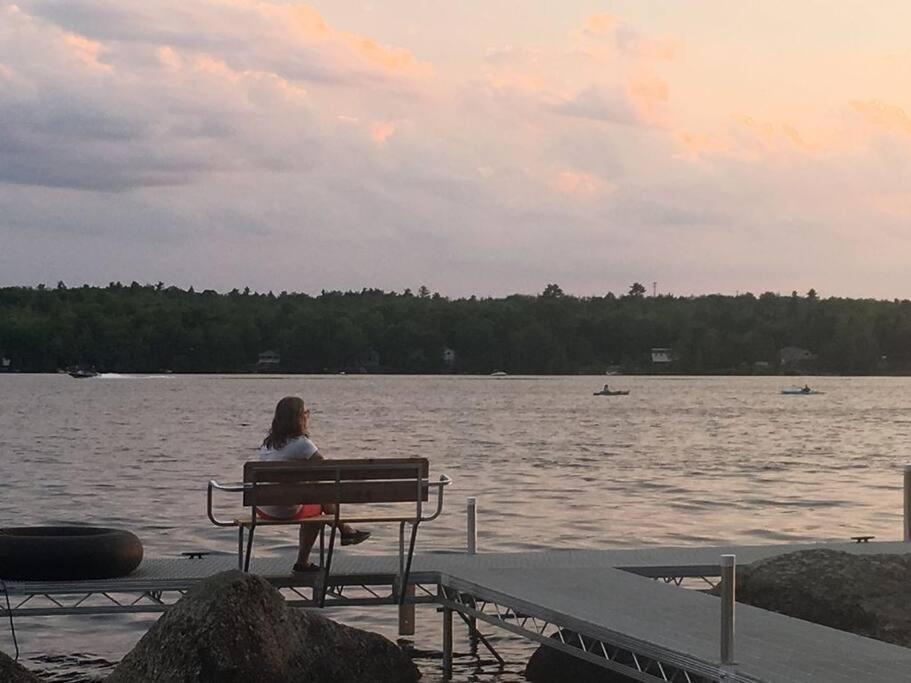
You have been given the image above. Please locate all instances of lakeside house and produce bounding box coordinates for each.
[779,346,817,372]
[442,347,456,368]
[256,350,281,370]
[1,356,10,372]
[651,348,673,364]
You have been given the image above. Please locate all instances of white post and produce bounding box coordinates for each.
[904,466,911,542]
[720,554,736,665]
[467,497,477,554]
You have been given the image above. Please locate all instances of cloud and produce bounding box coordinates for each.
[851,100,911,136]
[370,121,396,144]
[0,2,431,191]
[2,3,911,300]
[550,170,613,199]
[553,84,665,127]
[579,13,679,61]
[19,0,433,84]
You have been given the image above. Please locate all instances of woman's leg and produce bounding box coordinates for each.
[297,523,321,566]
[321,503,356,535]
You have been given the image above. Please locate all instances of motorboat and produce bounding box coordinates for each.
[594,388,629,396]
[781,386,823,395]
[68,369,99,379]
[489,371,508,376]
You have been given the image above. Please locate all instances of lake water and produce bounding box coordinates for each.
[1,373,910,681]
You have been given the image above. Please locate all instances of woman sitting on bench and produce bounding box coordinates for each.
[259,395,370,573]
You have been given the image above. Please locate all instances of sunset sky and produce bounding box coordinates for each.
[1,1,909,297]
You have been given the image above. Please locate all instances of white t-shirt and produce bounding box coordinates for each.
[258,435,318,518]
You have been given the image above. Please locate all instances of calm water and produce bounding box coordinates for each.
[1,374,909,681]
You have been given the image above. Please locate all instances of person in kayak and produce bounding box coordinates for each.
[259,396,370,573]
[802,385,811,393]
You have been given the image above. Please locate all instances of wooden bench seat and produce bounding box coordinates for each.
[231,513,417,527]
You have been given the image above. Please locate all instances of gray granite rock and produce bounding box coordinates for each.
[107,570,419,682]
[733,548,911,646]
[0,650,42,682]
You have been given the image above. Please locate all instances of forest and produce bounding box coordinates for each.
[1,282,909,375]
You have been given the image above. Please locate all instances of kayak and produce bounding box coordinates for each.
[594,390,630,396]
[781,389,824,395]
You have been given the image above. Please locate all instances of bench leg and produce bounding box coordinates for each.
[243,523,256,572]
[442,606,453,679]
[398,521,420,605]
[317,509,340,607]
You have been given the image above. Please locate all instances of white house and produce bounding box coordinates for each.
[256,350,281,368]
[442,348,456,367]
[651,348,673,364]
[779,346,816,369]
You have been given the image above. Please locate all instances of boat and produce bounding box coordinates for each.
[489,371,508,377]
[68,369,99,379]
[594,389,629,396]
[781,386,824,395]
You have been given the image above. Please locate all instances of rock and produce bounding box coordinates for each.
[107,570,419,683]
[733,549,911,647]
[525,630,638,683]
[0,650,42,682]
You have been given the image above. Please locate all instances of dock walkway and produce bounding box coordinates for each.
[4,541,911,682]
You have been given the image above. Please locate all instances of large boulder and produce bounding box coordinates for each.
[107,570,419,683]
[525,630,639,683]
[733,549,911,646]
[0,651,42,682]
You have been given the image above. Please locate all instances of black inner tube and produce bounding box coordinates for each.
[0,526,143,581]
[0,527,113,538]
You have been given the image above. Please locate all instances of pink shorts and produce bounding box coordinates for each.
[256,504,323,521]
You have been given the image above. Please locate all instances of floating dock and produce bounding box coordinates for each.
[4,540,911,682]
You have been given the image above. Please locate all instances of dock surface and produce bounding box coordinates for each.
[5,540,911,682]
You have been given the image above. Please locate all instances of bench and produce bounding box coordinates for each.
[207,457,451,605]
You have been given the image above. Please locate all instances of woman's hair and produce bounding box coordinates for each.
[262,396,307,450]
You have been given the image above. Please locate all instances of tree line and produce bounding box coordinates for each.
[1,281,909,375]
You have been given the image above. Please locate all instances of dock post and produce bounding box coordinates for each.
[720,554,736,665]
[904,465,911,542]
[398,585,415,636]
[467,497,477,554]
[442,606,453,679]
[466,497,478,631]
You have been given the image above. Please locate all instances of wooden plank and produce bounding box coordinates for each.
[232,514,418,526]
[243,458,429,483]
[243,480,429,506]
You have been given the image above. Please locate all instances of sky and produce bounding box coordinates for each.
[1,1,909,298]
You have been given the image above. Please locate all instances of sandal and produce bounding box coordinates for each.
[340,529,371,546]
[292,561,321,573]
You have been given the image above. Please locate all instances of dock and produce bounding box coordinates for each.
[4,540,911,682]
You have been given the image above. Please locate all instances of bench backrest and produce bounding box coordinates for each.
[242,457,430,507]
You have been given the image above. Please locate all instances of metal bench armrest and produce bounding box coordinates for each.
[420,474,452,522]
[207,479,249,527]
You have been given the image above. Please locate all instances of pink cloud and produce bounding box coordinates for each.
[851,100,911,136]
[550,169,612,198]
[370,121,396,144]
[63,32,111,71]
[578,13,679,62]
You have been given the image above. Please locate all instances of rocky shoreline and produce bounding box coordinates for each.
[4,570,419,683]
